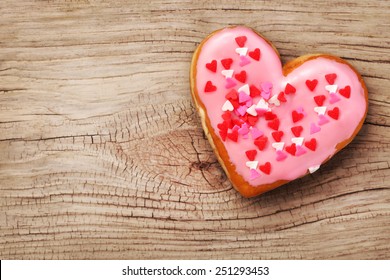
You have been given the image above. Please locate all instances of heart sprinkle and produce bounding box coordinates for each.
[235,70,247,83]
[272,131,284,142]
[245,149,257,161]
[250,169,261,180]
[314,95,326,106]
[291,126,303,137]
[276,150,287,161]
[254,136,268,151]
[292,110,304,123]
[325,84,338,93]
[221,58,233,69]
[206,60,217,72]
[305,138,317,151]
[221,69,234,78]
[328,107,340,120]
[235,36,247,47]
[285,83,296,94]
[325,73,337,85]
[246,160,259,170]
[305,79,318,91]
[204,81,217,92]
[272,142,285,151]
[259,162,271,174]
[329,93,341,104]
[235,47,248,56]
[310,123,321,134]
[222,100,234,111]
[238,84,250,95]
[308,165,321,174]
[339,85,351,98]
[248,48,261,61]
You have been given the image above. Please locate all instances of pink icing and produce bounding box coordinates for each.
[195,26,367,186]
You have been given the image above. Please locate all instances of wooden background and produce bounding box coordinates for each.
[0,0,389,259]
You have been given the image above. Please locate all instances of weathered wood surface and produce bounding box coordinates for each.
[0,0,389,259]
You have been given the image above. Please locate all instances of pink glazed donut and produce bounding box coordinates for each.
[190,26,368,197]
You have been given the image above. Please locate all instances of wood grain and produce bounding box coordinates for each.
[0,0,389,259]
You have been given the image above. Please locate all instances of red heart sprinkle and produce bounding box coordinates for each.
[285,83,296,94]
[204,81,216,92]
[227,129,239,142]
[254,136,268,151]
[222,111,231,120]
[221,58,233,69]
[264,111,277,120]
[232,118,243,127]
[305,79,318,91]
[292,110,304,123]
[285,143,297,156]
[225,89,238,100]
[328,107,340,120]
[230,100,240,109]
[206,60,217,72]
[245,150,257,161]
[217,121,229,132]
[259,162,271,175]
[272,131,284,142]
[235,70,247,83]
[325,73,337,85]
[248,48,261,61]
[314,95,326,106]
[277,91,287,102]
[249,85,261,97]
[291,126,303,137]
[339,85,351,98]
[247,115,259,126]
[219,130,227,141]
[267,118,280,131]
[304,138,317,151]
[235,36,247,47]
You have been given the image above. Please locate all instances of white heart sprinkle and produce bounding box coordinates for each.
[255,98,269,110]
[246,104,258,116]
[308,165,320,174]
[268,94,280,106]
[235,47,248,56]
[221,69,234,79]
[325,84,338,93]
[238,84,250,95]
[272,142,285,151]
[314,106,327,115]
[221,100,234,112]
[291,137,304,146]
[246,161,258,170]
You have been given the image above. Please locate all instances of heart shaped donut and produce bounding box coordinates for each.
[190,26,368,198]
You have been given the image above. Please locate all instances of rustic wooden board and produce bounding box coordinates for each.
[0,0,389,259]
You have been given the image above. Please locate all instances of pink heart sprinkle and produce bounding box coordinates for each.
[245,100,253,107]
[225,78,237,89]
[310,123,321,134]
[239,55,251,67]
[237,105,248,116]
[318,115,329,126]
[329,93,341,104]
[251,127,263,139]
[232,125,240,131]
[238,91,251,103]
[261,91,271,100]
[238,123,249,135]
[276,150,287,161]
[255,108,267,116]
[295,145,307,156]
[261,82,273,92]
[250,169,260,180]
